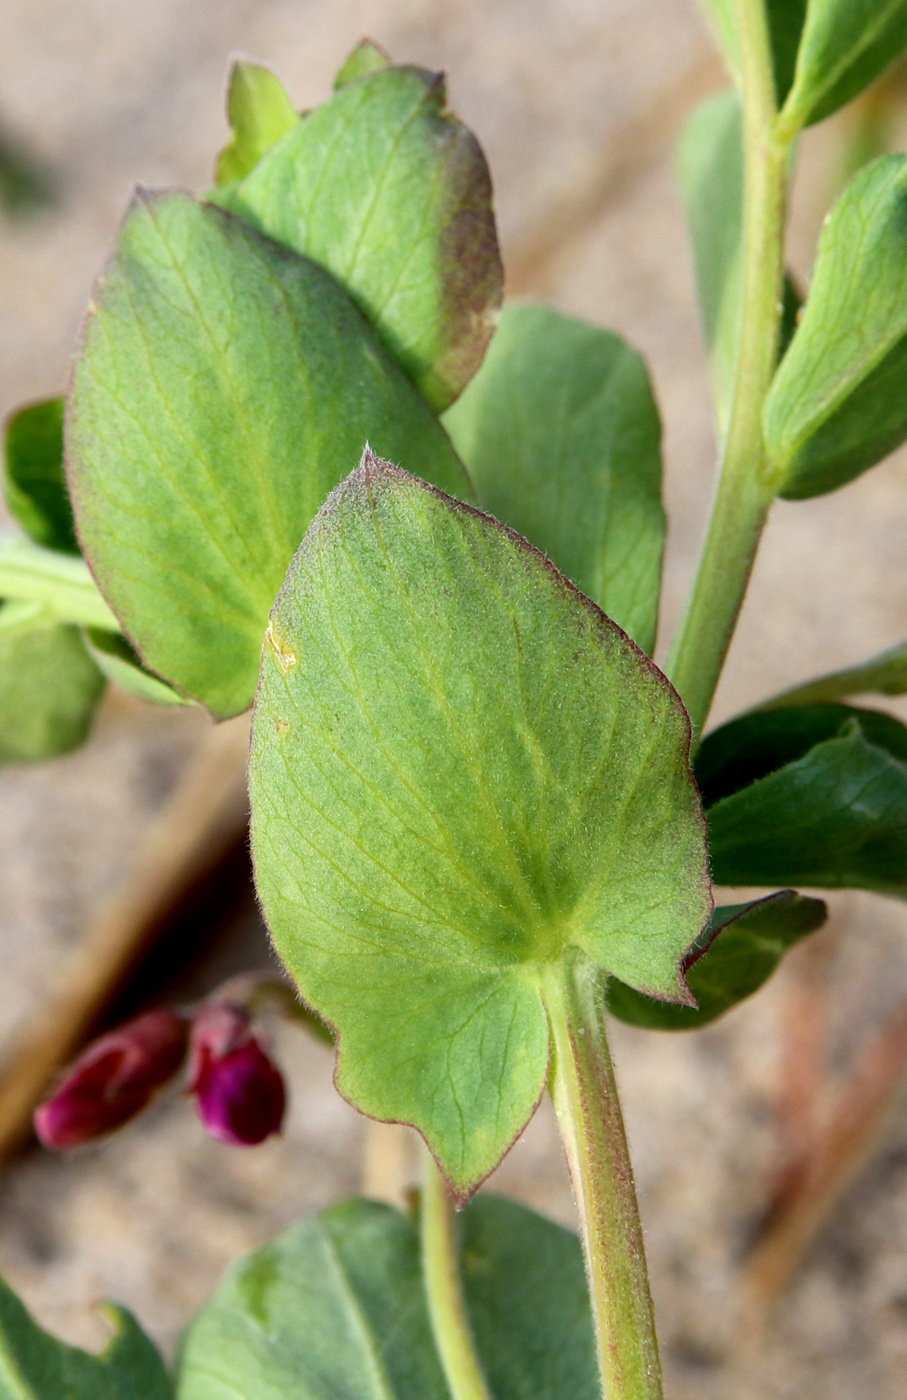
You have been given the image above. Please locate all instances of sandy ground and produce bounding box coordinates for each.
[3,2,907,1396]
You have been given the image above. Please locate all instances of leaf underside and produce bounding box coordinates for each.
[249,453,710,1194]
[66,190,469,718]
[443,303,665,655]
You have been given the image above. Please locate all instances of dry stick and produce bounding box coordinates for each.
[745,989,907,1311]
[0,714,250,1162]
[362,1119,411,1209]
[770,931,839,1212]
[506,48,723,296]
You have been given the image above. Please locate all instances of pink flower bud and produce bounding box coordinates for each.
[34,1009,189,1150]
[188,1004,285,1146]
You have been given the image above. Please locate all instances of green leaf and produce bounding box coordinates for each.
[67,190,470,719]
[0,1275,169,1399]
[215,65,503,411]
[757,638,907,708]
[783,0,907,128]
[177,1195,596,1400]
[83,628,191,707]
[765,157,907,499]
[606,891,827,1030]
[249,454,710,1195]
[4,397,78,554]
[678,91,801,435]
[443,303,665,654]
[177,1200,448,1400]
[460,1195,598,1400]
[705,710,907,897]
[0,603,105,765]
[768,0,811,104]
[695,702,907,806]
[334,39,392,89]
[214,62,300,188]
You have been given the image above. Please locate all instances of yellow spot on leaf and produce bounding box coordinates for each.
[265,620,297,673]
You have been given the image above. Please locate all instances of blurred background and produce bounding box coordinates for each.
[3,1,907,1396]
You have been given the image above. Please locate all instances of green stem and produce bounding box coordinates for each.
[420,1145,492,1400]
[666,0,794,737]
[0,534,119,631]
[751,637,907,711]
[543,955,662,1400]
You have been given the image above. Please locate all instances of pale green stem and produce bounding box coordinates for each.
[0,534,119,631]
[420,1145,493,1400]
[0,598,51,637]
[667,0,794,737]
[752,638,907,711]
[542,955,662,1400]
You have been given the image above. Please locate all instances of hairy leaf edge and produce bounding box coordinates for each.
[249,446,712,1200]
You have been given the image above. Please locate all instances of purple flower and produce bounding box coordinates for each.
[34,1009,189,1150]
[188,1004,286,1146]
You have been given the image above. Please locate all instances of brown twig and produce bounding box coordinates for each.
[362,1120,412,1209]
[744,988,907,1312]
[769,931,839,1212]
[0,714,250,1161]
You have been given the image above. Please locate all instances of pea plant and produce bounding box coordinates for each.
[2,2,907,1396]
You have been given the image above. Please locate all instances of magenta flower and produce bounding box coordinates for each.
[188,1004,286,1146]
[34,1009,190,1150]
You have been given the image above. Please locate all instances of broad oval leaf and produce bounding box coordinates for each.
[4,397,77,554]
[705,710,907,897]
[443,303,665,654]
[249,453,711,1195]
[216,65,503,411]
[765,156,907,499]
[67,190,469,718]
[214,61,300,188]
[0,1275,170,1399]
[783,0,907,128]
[607,890,826,1030]
[0,603,105,765]
[178,1200,447,1400]
[177,1195,597,1400]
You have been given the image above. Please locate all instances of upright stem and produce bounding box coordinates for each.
[420,1145,493,1400]
[543,955,662,1400]
[667,0,794,736]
